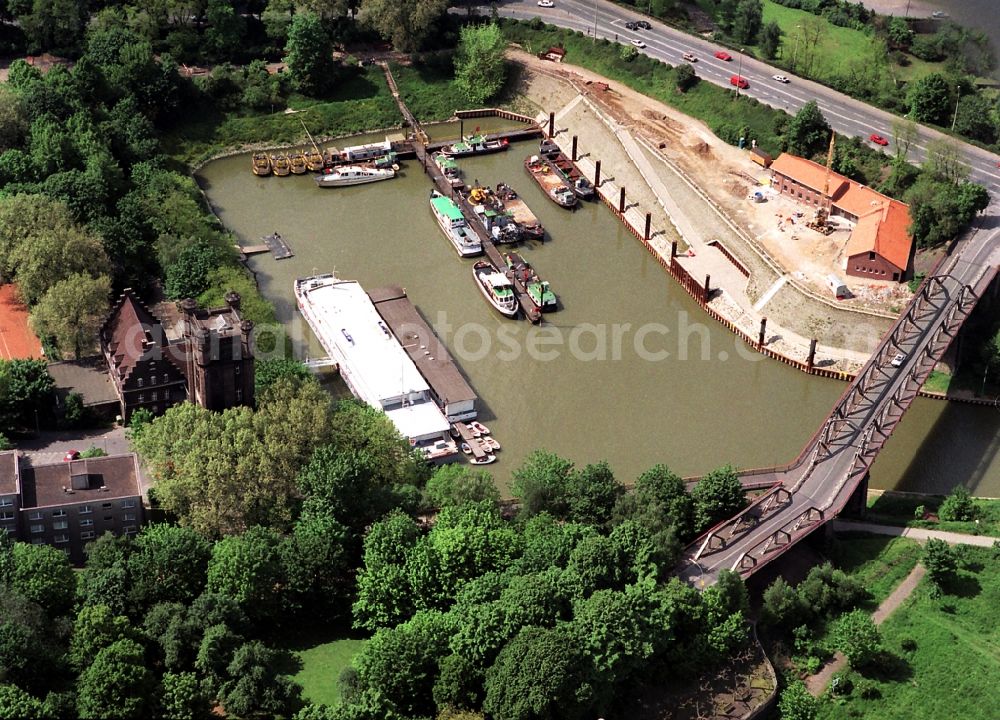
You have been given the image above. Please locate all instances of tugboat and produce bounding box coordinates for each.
[289,151,308,175]
[314,164,395,187]
[525,155,577,208]
[270,153,291,176]
[473,260,519,317]
[430,191,482,257]
[504,252,557,312]
[433,152,463,187]
[372,152,399,170]
[495,183,544,240]
[467,185,521,244]
[441,134,509,157]
[251,153,272,176]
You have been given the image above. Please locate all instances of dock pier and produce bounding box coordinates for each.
[380,63,541,323]
[453,422,489,462]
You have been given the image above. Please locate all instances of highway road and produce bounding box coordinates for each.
[485,0,1000,191]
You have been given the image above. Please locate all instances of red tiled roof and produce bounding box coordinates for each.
[771,153,913,272]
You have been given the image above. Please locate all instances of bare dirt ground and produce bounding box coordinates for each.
[509,50,897,358]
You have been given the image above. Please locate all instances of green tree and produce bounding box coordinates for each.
[691,465,745,531]
[454,23,507,105]
[760,576,804,627]
[69,604,140,671]
[511,449,574,518]
[784,100,831,158]
[483,625,596,720]
[9,542,76,617]
[76,638,154,719]
[359,0,448,52]
[731,0,763,45]
[255,358,311,396]
[0,359,54,435]
[938,485,976,522]
[565,461,624,526]
[164,240,224,300]
[205,0,246,61]
[759,20,782,60]
[953,94,997,145]
[220,641,302,718]
[923,137,969,184]
[907,73,952,125]
[128,524,212,608]
[283,12,334,95]
[280,511,351,614]
[887,17,913,51]
[923,538,958,588]
[832,609,881,668]
[423,464,499,508]
[29,273,110,358]
[0,86,27,152]
[674,63,697,92]
[158,671,209,720]
[0,684,45,719]
[778,681,817,720]
[353,511,421,631]
[206,526,287,624]
[15,0,87,54]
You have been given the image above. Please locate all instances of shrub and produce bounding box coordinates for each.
[939,486,976,522]
[913,504,926,520]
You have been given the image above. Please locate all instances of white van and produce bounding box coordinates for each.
[827,275,849,299]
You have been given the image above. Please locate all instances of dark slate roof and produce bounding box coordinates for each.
[19,453,141,509]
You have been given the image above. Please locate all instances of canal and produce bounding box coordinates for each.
[196,130,1000,496]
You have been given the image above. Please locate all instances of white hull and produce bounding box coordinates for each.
[315,166,395,187]
[431,201,482,257]
[473,264,519,317]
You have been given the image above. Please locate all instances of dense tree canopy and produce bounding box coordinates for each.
[454,23,507,106]
[359,0,448,52]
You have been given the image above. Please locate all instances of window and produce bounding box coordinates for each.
[53,520,68,530]
[0,497,12,507]
[235,364,241,375]
[151,375,157,385]
[165,389,171,401]
[151,391,158,401]
[0,511,13,521]
[79,505,91,514]
[137,377,144,388]
[31,537,45,545]
[102,502,113,509]
[123,499,136,509]
[868,251,876,260]
[81,531,96,540]
[103,516,113,522]
[54,534,69,544]
[28,511,42,520]
[138,393,145,403]
[123,526,137,535]
[123,513,136,522]
[52,509,66,518]
[30,524,44,534]
[892,272,900,281]
[80,519,94,527]
[236,389,243,403]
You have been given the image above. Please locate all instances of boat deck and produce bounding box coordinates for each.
[453,422,489,461]
[238,232,294,260]
[368,285,478,420]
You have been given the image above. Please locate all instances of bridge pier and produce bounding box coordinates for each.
[843,471,869,518]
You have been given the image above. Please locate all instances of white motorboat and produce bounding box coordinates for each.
[472,260,519,318]
[430,191,482,256]
[469,421,490,435]
[470,453,497,465]
[314,164,395,187]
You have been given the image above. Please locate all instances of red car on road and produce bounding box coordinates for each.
[730,75,749,89]
[869,133,889,146]
[715,50,732,61]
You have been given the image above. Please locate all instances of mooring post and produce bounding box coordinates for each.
[548,112,555,137]
[594,160,602,187]
[704,275,711,304]
[670,240,677,258]
[807,338,818,371]
[571,135,578,161]
[618,186,626,213]
[758,317,767,348]
[644,212,651,241]
[459,119,464,140]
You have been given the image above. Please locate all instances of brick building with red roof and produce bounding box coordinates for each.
[770,153,915,282]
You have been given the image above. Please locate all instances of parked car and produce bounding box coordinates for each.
[636,20,651,29]
[682,52,697,62]
[624,21,638,30]
[772,74,789,83]
[63,449,80,462]
[537,0,555,6]
[631,39,646,48]
[890,352,907,368]
[715,50,732,61]
[869,133,889,146]
[730,75,749,89]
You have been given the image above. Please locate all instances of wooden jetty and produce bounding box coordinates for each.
[368,285,478,422]
[453,422,489,462]
[236,232,294,260]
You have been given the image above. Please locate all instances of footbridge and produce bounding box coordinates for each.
[679,218,1000,589]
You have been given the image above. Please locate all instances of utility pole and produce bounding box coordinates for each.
[593,0,599,43]
[735,49,744,99]
[951,86,961,131]
[792,25,802,70]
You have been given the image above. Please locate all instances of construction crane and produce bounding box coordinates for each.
[809,132,836,234]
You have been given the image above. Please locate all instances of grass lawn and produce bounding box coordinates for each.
[292,638,368,707]
[921,369,953,394]
[867,492,1000,537]
[832,534,922,605]
[391,61,469,123]
[504,22,786,155]
[818,546,1000,719]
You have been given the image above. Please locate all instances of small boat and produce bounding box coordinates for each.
[469,420,491,435]
[289,151,308,175]
[484,437,501,452]
[470,453,497,465]
[525,155,577,208]
[461,442,472,455]
[441,134,509,158]
[305,149,325,172]
[504,252,557,312]
[433,152,463,187]
[271,153,291,176]
[473,260,519,318]
[430,191,482,257]
[421,438,459,463]
[372,152,399,171]
[538,140,595,200]
[495,183,544,240]
[467,185,521,244]
[314,164,395,187]
[251,153,271,176]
